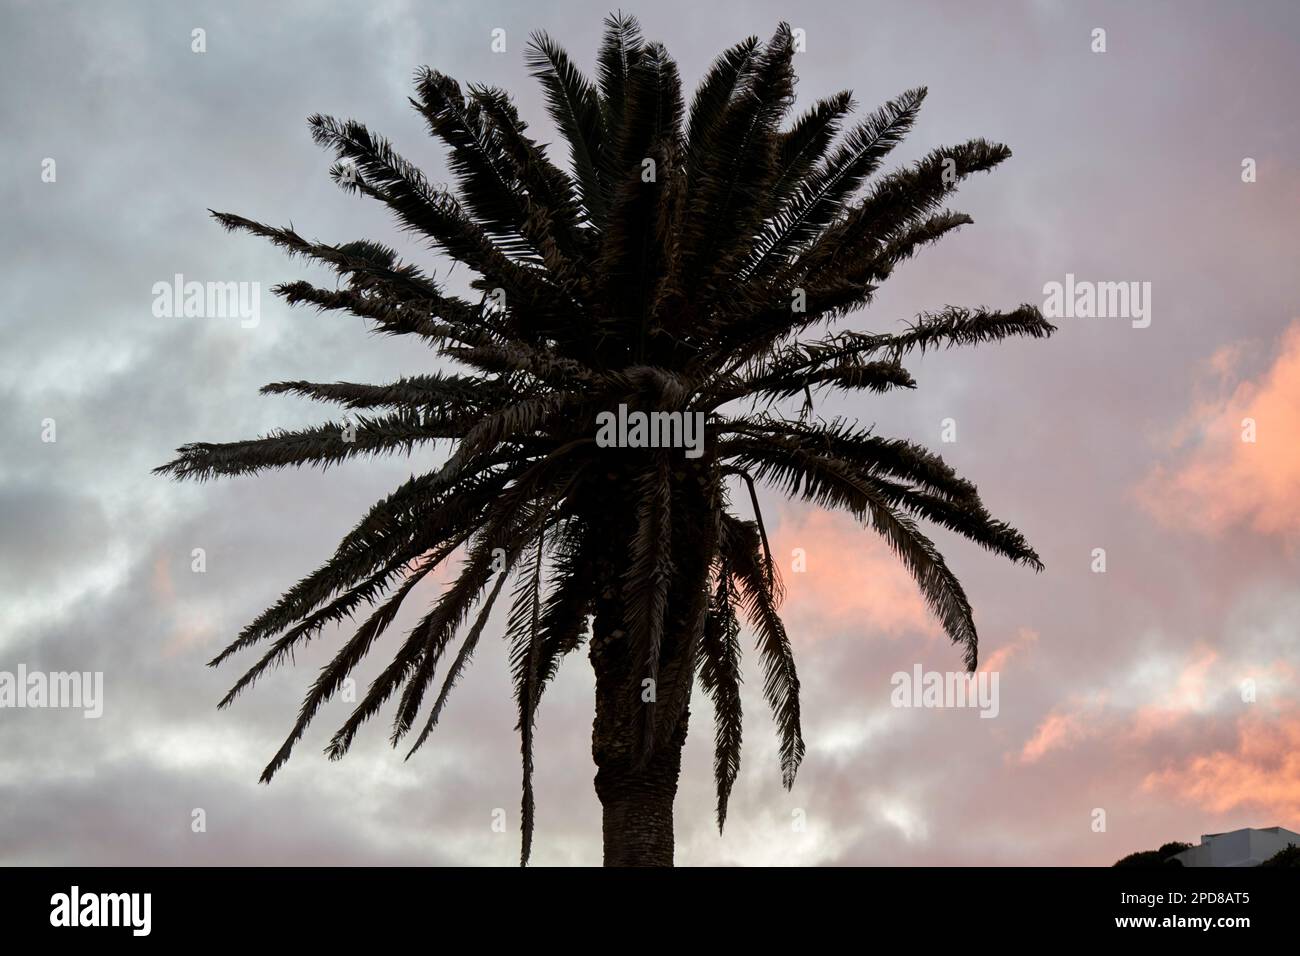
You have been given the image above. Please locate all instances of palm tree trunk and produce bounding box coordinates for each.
[585,465,713,866]
[589,607,690,867]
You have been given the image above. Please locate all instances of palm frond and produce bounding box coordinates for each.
[257,558,435,783]
[506,529,547,866]
[472,85,588,263]
[152,411,457,481]
[684,35,760,175]
[259,373,503,413]
[769,90,854,207]
[744,87,927,280]
[596,42,684,351]
[719,513,803,788]
[800,138,1012,279]
[219,536,463,709]
[404,566,512,759]
[411,71,537,258]
[206,466,513,669]
[677,23,796,295]
[595,12,646,171]
[726,436,980,668]
[697,569,743,831]
[525,31,608,225]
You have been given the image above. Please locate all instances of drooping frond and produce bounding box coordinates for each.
[218,536,464,710]
[698,568,743,831]
[332,504,539,765]
[719,513,803,788]
[383,462,581,746]
[725,433,982,668]
[506,529,547,866]
[207,466,513,671]
[256,556,438,783]
[405,567,511,760]
[531,522,598,712]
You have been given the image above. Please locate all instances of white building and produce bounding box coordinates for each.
[1172,826,1300,867]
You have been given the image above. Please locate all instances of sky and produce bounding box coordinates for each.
[1,0,1298,866]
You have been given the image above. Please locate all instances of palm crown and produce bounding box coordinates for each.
[157,15,1053,866]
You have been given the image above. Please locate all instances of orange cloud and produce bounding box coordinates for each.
[1015,644,1300,820]
[770,508,939,641]
[981,627,1039,674]
[1143,707,1300,822]
[1016,647,1229,763]
[1139,320,1300,536]
[1018,694,1107,764]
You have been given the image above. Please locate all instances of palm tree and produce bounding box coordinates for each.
[157,15,1052,867]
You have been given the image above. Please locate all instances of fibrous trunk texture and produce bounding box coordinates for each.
[586,464,714,866]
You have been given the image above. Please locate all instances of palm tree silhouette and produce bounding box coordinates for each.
[157,15,1052,866]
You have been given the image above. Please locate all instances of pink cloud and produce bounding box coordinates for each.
[1139,320,1300,536]
[1017,647,1235,763]
[980,627,1039,674]
[1018,694,1107,764]
[769,507,940,642]
[1015,644,1300,831]
[1142,707,1300,823]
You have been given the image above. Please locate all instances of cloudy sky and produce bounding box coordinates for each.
[2,0,1298,866]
